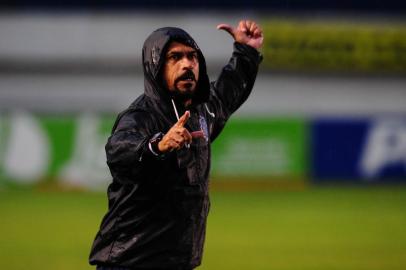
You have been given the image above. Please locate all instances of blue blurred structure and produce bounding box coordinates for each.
[312,117,406,182]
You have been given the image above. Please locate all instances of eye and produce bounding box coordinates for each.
[168,53,182,61]
[187,52,198,61]
[171,55,180,60]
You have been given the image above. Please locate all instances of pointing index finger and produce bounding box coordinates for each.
[176,111,190,127]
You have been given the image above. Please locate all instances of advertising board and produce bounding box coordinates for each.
[211,118,308,181]
[312,117,406,182]
[0,112,309,188]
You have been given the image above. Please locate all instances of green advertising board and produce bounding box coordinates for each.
[0,112,308,189]
[0,112,114,189]
[211,118,308,181]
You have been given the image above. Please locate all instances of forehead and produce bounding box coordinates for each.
[166,41,196,54]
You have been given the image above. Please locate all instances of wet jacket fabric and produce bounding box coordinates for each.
[89,27,262,269]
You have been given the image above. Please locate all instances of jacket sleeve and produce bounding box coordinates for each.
[207,42,262,141]
[105,110,160,181]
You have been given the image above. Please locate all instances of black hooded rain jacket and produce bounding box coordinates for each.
[89,27,262,269]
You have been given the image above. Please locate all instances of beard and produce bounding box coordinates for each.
[171,84,195,102]
[171,70,197,101]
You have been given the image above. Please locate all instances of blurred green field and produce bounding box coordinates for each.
[1,185,406,270]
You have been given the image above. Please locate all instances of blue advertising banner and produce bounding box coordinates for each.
[311,117,406,182]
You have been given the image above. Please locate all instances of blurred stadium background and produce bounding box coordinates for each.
[0,1,406,270]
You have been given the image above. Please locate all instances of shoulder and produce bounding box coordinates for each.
[112,95,156,133]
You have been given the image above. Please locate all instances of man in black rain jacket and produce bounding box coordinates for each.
[89,20,263,270]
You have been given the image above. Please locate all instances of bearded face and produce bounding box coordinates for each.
[162,41,199,99]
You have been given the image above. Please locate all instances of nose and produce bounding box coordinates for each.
[182,57,196,69]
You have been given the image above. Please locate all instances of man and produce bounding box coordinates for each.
[89,20,263,270]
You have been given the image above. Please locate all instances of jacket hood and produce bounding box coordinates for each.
[142,27,210,105]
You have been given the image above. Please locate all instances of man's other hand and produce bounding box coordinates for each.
[217,20,263,50]
[158,111,204,153]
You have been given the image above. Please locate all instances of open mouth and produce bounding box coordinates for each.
[181,81,194,89]
[184,73,195,81]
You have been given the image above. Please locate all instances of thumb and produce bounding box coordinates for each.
[191,130,205,139]
[217,23,235,38]
[176,111,190,127]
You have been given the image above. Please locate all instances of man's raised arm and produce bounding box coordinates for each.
[207,20,263,141]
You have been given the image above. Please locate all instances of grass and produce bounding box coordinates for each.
[0,185,406,270]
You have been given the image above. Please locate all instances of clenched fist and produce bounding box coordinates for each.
[217,20,263,50]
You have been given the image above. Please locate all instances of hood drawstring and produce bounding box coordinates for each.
[171,99,180,121]
[204,104,215,118]
[172,99,215,119]
[171,98,190,148]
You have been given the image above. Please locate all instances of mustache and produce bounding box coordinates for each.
[175,70,196,83]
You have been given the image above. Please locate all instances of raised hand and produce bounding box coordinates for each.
[158,111,204,153]
[217,20,263,50]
